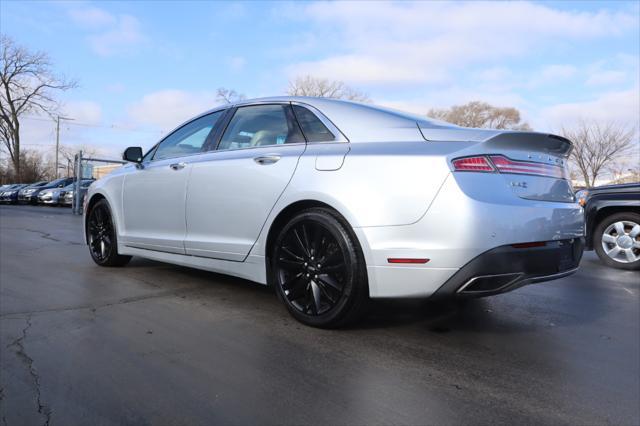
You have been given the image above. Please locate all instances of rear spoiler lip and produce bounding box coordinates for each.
[418,125,573,158]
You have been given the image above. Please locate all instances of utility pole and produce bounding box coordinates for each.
[55,115,74,178]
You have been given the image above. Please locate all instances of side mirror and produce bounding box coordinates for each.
[123,146,143,163]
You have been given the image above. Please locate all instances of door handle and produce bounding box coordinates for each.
[169,162,186,170]
[254,155,281,165]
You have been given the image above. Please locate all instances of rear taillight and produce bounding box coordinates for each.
[452,155,565,179]
[488,155,564,179]
[451,156,494,172]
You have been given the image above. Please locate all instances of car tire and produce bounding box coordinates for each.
[593,212,640,271]
[271,207,369,328]
[87,199,132,267]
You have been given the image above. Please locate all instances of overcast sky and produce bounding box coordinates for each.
[2,0,639,158]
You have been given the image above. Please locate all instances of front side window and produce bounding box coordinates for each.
[293,105,335,142]
[217,104,304,151]
[153,111,224,161]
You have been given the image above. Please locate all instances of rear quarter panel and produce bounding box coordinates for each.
[250,141,453,257]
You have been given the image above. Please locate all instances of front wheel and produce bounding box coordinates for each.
[87,199,131,267]
[271,208,368,328]
[594,212,640,270]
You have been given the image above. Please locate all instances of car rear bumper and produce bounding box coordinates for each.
[430,238,584,299]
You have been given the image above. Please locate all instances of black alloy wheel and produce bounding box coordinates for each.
[87,199,131,267]
[272,208,368,328]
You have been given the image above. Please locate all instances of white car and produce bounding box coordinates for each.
[84,97,584,327]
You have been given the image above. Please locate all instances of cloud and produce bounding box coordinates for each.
[67,6,146,56]
[282,1,637,86]
[62,101,103,124]
[127,90,218,130]
[586,70,628,86]
[539,87,640,129]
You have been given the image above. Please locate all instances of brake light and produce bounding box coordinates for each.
[452,155,565,178]
[489,155,564,179]
[451,156,494,172]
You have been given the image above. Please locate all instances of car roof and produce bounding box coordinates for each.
[198,96,457,142]
[589,183,640,193]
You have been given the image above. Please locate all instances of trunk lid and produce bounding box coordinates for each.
[419,124,575,203]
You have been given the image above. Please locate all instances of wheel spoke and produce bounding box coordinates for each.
[318,274,342,291]
[606,246,621,258]
[319,263,344,274]
[279,257,304,271]
[624,249,637,263]
[292,228,310,258]
[310,281,322,313]
[300,224,312,257]
[634,241,640,249]
[315,279,338,304]
[283,274,306,300]
[282,246,304,261]
[614,221,625,235]
[602,234,617,244]
[630,224,640,238]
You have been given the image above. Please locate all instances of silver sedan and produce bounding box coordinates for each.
[83,97,584,327]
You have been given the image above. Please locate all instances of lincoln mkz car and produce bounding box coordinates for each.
[83,97,584,327]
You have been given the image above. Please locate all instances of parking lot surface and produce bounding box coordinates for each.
[0,204,638,426]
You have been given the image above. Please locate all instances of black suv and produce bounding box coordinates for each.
[577,183,640,270]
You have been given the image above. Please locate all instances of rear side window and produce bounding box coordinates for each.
[293,105,335,142]
[153,111,224,161]
[217,104,304,151]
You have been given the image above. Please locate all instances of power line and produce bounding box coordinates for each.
[20,115,164,134]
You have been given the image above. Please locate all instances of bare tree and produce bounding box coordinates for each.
[15,149,50,182]
[562,121,635,188]
[427,101,531,130]
[0,35,76,179]
[287,75,370,102]
[216,87,246,104]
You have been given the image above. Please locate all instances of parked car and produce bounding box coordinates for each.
[0,184,28,204]
[577,183,640,270]
[19,177,75,204]
[83,97,584,327]
[17,181,49,203]
[59,180,94,208]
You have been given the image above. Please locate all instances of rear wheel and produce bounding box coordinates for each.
[271,208,368,328]
[87,199,131,267]
[594,212,640,270]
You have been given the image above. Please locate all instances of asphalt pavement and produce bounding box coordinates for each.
[0,204,638,426]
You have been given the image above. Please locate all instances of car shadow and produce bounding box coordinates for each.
[120,256,615,334]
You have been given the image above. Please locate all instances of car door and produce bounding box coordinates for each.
[184,103,306,261]
[121,110,225,254]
